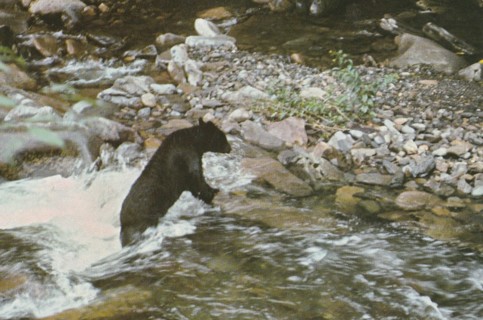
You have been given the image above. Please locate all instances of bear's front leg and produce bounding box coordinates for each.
[199,183,218,204]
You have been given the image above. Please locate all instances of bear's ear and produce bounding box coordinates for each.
[198,118,206,127]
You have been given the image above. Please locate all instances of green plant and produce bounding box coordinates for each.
[254,50,397,134]
[328,50,397,119]
[0,46,26,69]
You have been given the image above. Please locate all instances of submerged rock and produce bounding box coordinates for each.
[395,190,441,211]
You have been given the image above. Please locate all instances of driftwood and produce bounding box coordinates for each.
[422,22,477,55]
[380,17,477,56]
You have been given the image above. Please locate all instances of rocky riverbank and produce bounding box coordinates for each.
[1,2,482,247]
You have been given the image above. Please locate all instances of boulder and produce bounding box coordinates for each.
[389,33,467,74]
[241,120,284,151]
[194,18,222,37]
[29,0,86,28]
[242,157,313,197]
[267,117,308,146]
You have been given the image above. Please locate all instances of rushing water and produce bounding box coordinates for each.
[0,148,482,319]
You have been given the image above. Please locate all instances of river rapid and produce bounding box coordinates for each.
[1,0,482,319]
[0,149,482,319]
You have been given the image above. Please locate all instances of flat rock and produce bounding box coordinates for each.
[267,117,308,146]
[356,172,393,186]
[150,83,177,95]
[395,190,441,211]
[242,157,313,197]
[241,120,284,151]
[185,35,236,49]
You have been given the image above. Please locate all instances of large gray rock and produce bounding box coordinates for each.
[267,117,308,146]
[390,33,467,74]
[241,120,284,151]
[242,157,313,197]
[29,0,86,28]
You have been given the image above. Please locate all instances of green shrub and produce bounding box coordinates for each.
[255,50,397,134]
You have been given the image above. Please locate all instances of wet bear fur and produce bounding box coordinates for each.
[120,119,231,246]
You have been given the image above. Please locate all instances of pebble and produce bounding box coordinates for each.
[141,93,157,107]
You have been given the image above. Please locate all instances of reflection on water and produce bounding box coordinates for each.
[0,153,482,319]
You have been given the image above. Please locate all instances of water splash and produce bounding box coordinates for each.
[0,151,251,318]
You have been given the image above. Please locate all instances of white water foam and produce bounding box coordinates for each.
[0,151,251,318]
[0,168,139,318]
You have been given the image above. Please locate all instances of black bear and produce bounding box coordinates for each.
[120,119,231,246]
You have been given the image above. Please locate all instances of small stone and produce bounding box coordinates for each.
[98,2,109,13]
[456,178,472,195]
[137,107,151,118]
[447,140,473,157]
[432,147,448,157]
[401,125,415,134]
[403,139,418,155]
[141,93,157,107]
[228,108,252,123]
[349,130,364,139]
[408,156,436,178]
[328,131,354,153]
[394,118,409,126]
[412,123,426,131]
[355,172,393,186]
[150,83,177,95]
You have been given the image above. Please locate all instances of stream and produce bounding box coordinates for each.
[1,0,482,319]
[0,149,482,319]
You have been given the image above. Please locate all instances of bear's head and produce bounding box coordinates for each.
[198,119,231,154]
